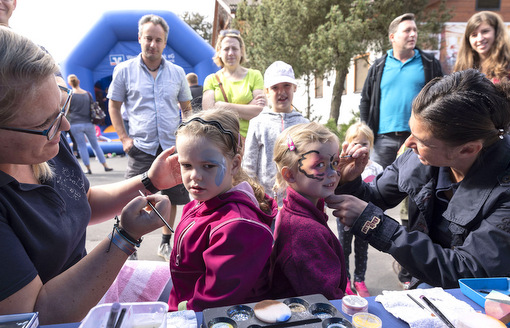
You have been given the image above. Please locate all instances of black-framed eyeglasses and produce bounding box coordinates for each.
[0,85,73,141]
[219,29,241,36]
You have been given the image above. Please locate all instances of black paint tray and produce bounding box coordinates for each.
[202,294,352,328]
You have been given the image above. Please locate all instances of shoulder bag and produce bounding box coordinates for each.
[215,73,229,103]
[87,92,106,125]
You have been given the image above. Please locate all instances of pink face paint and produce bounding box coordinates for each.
[297,150,325,181]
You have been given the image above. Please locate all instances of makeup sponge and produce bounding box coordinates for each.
[253,300,291,323]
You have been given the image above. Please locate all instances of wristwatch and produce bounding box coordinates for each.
[141,171,159,194]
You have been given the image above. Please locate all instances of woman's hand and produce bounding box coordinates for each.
[119,193,171,239]
[338,141,369,184]
[148,147,182,191]
[250,93,267,107]
[325,194,368,227]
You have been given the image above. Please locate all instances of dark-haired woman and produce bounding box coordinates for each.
[327,69,510,289]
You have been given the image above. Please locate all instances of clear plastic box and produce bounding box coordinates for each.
[79,302,168,328]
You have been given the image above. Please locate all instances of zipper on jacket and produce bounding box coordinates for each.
[175,221,195,266]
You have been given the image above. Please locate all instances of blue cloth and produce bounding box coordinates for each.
[378,49,424,134]
[107,54,192,156]
[0,139,90,301]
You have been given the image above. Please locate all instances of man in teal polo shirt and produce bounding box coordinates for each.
[359,13,443,169]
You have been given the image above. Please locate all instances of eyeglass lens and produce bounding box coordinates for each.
[48,87,72,140]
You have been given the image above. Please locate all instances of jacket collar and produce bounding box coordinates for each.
[444,135,510,225]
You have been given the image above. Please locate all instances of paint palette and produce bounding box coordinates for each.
[202,294,353,328]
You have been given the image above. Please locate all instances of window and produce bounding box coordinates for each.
[355,54,370,93]
[315,76,323,98]
[476,0,500,10]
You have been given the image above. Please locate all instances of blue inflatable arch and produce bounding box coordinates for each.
[62,10,217,95]
[61,10,218,155]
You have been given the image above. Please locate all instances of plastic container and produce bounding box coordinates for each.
[459,277,510,308]
[0,312,39,328]
[341,296,369,316]
[351,312,381,328]
[79,302,168,328]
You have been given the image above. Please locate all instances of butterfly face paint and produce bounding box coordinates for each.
[292,141,341,205]
[298,150,340,181]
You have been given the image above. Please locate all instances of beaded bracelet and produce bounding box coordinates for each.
[106,216,143,256]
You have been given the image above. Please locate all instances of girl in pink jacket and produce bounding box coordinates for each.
[270,122,348,300]
[168,108,277,311]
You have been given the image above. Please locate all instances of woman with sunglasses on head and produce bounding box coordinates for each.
[0,27,181,324]
[327,69,510,289]
[454,11,510,83]
[202,29,266,140]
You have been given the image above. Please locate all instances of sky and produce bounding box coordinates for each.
[9,0,216,63]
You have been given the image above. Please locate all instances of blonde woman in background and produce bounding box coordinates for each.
[67,74,113,174]
[202,29,266,139]
[454,11,510,83]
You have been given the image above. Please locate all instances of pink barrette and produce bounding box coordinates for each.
[287,136,295,151]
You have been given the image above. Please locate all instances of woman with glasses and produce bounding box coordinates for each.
[66,74,113,174]
[0,27,180,324]
[327,69,510,289]
[202,29,266,139]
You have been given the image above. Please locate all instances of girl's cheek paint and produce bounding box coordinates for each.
[214,157,227,186]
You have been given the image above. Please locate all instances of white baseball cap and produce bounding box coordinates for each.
[264,61,297,88]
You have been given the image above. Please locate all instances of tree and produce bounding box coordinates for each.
[236,0,451,124]
[181,11,213,44]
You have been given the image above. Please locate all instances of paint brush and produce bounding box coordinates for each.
[420,295,455,328]
[138,190,174,233]
[340,154,353,158]
[407,294,435,317]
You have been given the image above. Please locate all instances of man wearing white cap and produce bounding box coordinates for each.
[243,61,309,205]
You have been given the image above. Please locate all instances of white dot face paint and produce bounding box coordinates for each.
[176,135,235,202]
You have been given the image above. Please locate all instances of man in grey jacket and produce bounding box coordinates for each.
[243,61,308,205]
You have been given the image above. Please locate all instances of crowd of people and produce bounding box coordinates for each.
[1,7,510,325]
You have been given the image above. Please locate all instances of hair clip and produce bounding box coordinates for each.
[498,128,505,139]
[287,135,296,151]
[179,117,237,152]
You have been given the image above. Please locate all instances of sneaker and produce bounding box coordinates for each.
[345,278,356,295]
[157,243,171,262]
[354,281,371,297]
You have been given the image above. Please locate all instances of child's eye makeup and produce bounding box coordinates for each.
[298,150,325,181]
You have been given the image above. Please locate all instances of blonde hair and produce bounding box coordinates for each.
[454,11,510,81]
[213,33,247,67]
[67,74,79,88]
[273,122,340,197]
[176,108,271,213]
[344,122,375,150]
[0,27,58,182]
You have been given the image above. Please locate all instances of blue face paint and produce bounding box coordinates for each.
[200,148,228,187]
[213,157,227,186]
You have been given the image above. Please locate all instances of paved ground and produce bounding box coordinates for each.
[84,154,403,297]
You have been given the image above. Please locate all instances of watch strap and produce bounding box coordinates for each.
[141,171,159,194]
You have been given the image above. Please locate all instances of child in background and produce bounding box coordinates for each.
[168,108,278,311]
[269,122,348,299]
[243,61,309,204]
[337,122,383,297]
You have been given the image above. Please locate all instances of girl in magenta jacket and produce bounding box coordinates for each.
[168,108,277,311]
[269,122,348,300]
